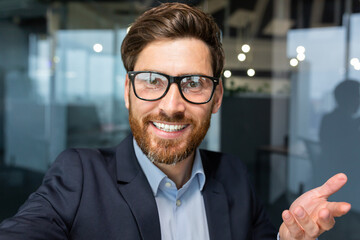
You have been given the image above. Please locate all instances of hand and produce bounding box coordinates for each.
[279,173,351,239]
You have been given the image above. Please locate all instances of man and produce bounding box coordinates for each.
[0,3,350,240]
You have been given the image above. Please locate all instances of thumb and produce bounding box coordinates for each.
[316,173,347,198]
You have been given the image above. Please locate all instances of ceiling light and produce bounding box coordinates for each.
[93,43,103,53]
[237,53,246,62]
[297,53,305,61]
[290,58,299,67]
[247,69,255,77]
[296,46,305,54]
[350,58,359,66]
[241,44,251,53]
[224,70,232,78]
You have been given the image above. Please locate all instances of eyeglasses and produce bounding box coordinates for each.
[128,71,219,104]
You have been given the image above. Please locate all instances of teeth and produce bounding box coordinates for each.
[153,122,187,132]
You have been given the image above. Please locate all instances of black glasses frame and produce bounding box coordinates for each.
[128,71,220,104]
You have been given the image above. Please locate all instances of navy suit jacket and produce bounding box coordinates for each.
[0,135,276,239]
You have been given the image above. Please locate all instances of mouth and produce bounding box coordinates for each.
[152,121,188,132]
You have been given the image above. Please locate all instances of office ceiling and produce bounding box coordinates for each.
[1,0,359,37]
[1,0,359,75]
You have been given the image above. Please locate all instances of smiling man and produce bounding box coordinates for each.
[0,2,351,240]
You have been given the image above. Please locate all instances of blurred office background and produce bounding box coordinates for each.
[0,0,360,238]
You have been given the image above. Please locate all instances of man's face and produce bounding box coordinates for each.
[124,38,223,165]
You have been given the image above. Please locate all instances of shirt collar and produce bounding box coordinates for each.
[133,138,206,196]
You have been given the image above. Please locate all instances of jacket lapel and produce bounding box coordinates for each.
[201,151,232,240]
[115,135,161,240]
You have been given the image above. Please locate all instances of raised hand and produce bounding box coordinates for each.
[279,173,351,239]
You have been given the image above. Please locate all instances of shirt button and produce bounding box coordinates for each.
[176,200,181,207]
[165,182,172,188]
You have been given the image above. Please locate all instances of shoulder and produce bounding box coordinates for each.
[51,147,115,169]
[48,146,118,179]
[55,134,133,165]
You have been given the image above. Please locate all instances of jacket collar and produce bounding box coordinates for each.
[115,134,141,182]
[115,134,161,240]
[201,150,233,240]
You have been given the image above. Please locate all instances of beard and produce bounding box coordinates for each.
[128,100,212,165]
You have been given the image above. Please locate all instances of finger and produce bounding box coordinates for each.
[279,223,292,240]
[317,208,335,231]
[326,202,351,217]
[282,210,304,239]
[316,173,347,198]
[292,206,320,239]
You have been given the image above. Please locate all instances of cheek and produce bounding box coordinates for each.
[189,106,213,123]
[129,97,158,120]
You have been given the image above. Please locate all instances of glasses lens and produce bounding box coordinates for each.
[134,72,168,100]
[180,76,214,103]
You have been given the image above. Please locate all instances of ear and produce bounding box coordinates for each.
[211,79,223,114]
[124,74,130,109]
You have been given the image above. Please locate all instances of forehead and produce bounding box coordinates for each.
[134,38,213,76]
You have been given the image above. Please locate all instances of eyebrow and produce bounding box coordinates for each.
[139,69,213,77]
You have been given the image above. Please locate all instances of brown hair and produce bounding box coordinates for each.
[121,2,224,78]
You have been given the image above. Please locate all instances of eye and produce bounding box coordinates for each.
[149,77,160,85]
[146,74,167,87]
[185,76,202,88]
[181,76,204,93]
[189,80,200,88]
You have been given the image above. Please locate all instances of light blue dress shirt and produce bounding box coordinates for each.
[133,139,210,240]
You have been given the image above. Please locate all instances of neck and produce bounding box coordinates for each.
[154,152,195,189]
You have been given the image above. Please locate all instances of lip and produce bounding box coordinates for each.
[149,121,189,139]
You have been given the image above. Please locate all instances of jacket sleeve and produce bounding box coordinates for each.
[249,178,278,240]
[0,149,84,240]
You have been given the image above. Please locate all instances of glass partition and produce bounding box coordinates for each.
[0,1,359,238]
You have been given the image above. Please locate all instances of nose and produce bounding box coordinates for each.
[158,83,186,116]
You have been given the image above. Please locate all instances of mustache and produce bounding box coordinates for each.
[144,111,188,123]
